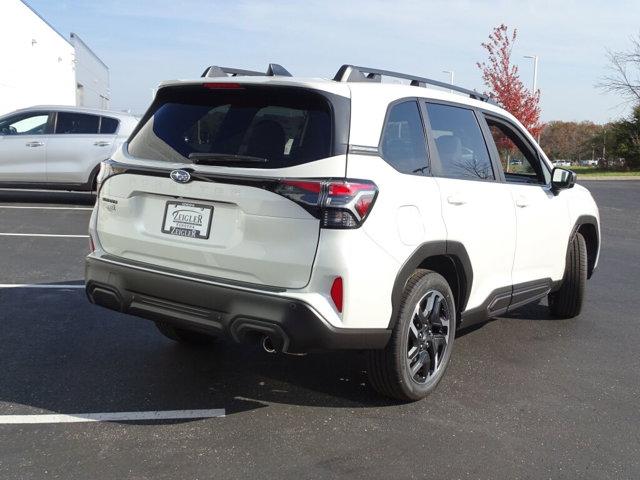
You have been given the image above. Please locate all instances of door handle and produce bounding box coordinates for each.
[446,194,467,206]
[515,195,529,208]
[25,141,44,147]
[94,141,111,147]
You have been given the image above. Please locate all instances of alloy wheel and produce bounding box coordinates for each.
[406,290,451,384]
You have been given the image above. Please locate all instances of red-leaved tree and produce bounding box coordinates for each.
[477,24,542,138]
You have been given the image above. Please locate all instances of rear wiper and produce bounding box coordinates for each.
[188,153,268,164]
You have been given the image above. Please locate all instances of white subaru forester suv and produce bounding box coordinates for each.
[85,64,600,401]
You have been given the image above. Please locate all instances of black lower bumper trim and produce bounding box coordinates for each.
[85,256,391,353]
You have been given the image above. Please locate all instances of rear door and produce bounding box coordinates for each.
[97,83,349,289]
[46,111,114,184]
[0,111,51,182]
[423,101,517,313]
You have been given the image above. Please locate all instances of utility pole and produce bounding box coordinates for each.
[602,130,607,167]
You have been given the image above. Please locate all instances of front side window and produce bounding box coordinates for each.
[0,112,49,135]
[55,112,100,134]
[485,117,548,185]
[128,85,333,169]
[380,101,428,175]
[426,103,494,181]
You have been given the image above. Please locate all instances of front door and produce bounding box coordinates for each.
[481,115,571,288]
[0,111,51,182]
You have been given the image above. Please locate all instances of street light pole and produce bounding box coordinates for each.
[442,70,454,94]
[442,70,455,85]
[524,55,539,93]
[524,55,540,143]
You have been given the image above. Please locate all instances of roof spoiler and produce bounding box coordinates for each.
[201,63,293,78]
[333,64,496,104]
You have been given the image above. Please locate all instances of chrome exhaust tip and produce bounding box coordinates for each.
[261,335,277,354]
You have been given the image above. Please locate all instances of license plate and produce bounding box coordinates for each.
[161,201,213,239]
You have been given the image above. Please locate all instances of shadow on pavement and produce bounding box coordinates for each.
[0,288,398,426]
[0,189,95,206]
[455,300,564,338]
[500,301,567,321]
[0,287,569,425]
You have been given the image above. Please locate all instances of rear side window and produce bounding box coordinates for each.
[380,101,428,175]
[426,103,494,181]
[55,112,100,134]
[128,85,334,168]
[100,117,119,134]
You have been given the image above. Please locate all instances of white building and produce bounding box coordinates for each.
[0,0,110,115]
[71,32,110,109]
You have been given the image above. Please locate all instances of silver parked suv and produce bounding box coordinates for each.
[0,105,138,191]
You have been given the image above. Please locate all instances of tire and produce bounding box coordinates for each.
[154,322,217,346]
[88,165,100,194]
[548,232,587,318]
[367,269,456,401]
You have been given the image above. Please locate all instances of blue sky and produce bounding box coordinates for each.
[28,0,639,123]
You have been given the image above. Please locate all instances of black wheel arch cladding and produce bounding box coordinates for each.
[389,241,473,329]
[571,215,599,279]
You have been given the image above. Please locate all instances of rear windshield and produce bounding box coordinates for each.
[128,85,335,168]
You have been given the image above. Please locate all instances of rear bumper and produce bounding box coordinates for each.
[85,255,390,353]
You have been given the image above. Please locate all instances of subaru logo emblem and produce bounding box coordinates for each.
[170,169,191,184]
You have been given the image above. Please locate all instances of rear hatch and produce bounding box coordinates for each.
[96,81,350,289]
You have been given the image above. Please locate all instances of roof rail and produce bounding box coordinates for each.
[333,65,495,104]
[201,63,293,78]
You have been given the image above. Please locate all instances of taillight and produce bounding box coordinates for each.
[275,179,378,229]
[95,159,127,193]
[330,277,343,312]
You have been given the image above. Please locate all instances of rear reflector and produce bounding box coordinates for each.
[331,277,343,313]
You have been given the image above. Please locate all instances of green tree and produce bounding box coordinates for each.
[608,106,640,169]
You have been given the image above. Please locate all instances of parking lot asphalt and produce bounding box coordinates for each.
[0,182,638,480]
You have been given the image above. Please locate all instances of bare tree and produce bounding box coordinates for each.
[599,34,640,104]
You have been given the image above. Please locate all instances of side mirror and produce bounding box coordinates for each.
[551,167,576,194]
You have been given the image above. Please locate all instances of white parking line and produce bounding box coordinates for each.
[0,233,89,238]
[0,206,93,210]
[0,409,226,424]
[0,284,84,289]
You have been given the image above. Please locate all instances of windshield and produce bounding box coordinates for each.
[128,84,336,168]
